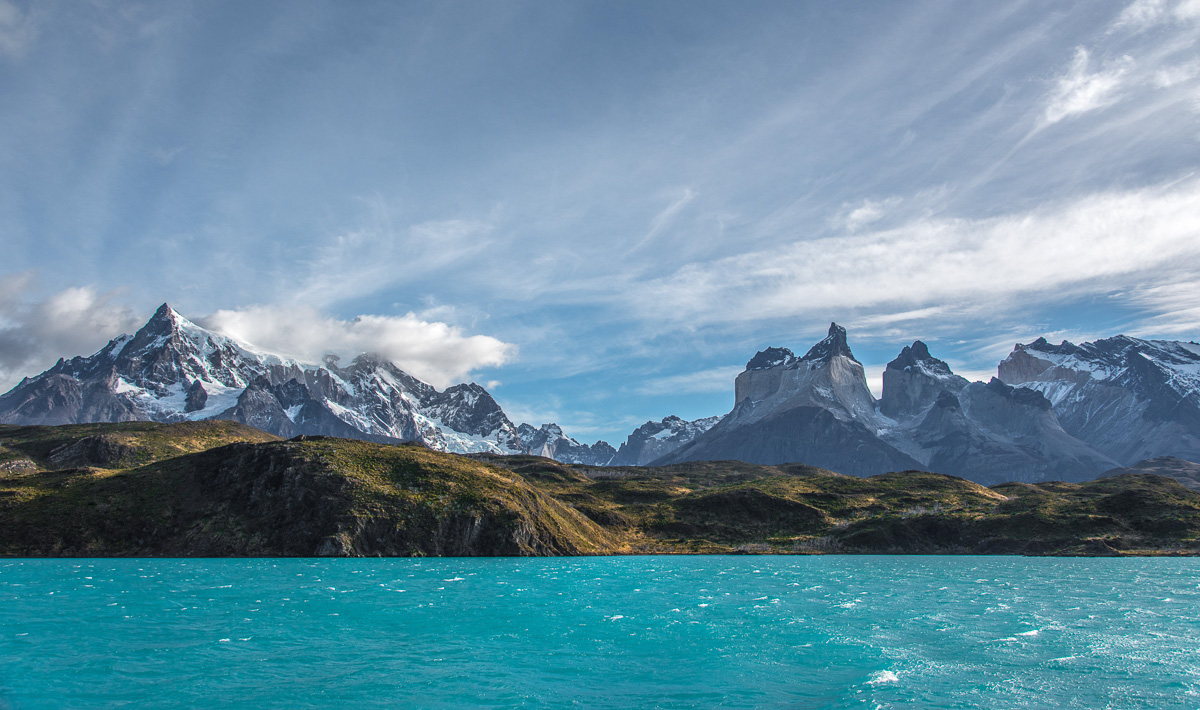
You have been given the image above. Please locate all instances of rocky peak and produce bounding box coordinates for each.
[880,340,967,419]
[801,322,856,363]
[121,303,185,352]
[746,347,794,371]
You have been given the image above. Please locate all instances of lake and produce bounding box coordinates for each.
[1,556,1197,708]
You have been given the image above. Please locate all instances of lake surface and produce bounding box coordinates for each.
[1,556,1198,709]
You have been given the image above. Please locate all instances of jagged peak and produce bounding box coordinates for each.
[801,322,856,363]
[746,347,794,371]
[887,340,954,377]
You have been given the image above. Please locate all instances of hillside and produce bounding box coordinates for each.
[3,423,1199,557]
[0,422,616,556]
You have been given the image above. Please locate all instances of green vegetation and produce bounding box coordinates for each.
[3,423,1199,556]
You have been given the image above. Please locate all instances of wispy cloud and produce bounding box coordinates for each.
[633,188,697,250]
[293,211,495,307]
[838,197,903,233]
[201,304,515,389]
[1113,0,1200,31]
[1043,48,1133,125]
[629,177,1200,330]
[1127,280,1200,336]
[636,365,743,396]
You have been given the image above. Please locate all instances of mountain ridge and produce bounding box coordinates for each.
[3,305,1199,484]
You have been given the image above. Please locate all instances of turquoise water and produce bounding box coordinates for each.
[1,557,1198,709]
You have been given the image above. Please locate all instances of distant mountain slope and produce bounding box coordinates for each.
[516,423,616,465]
[878,341,1119,484]
[608,415,720,466]
[1101,456,1200,492]
[0,304,523,455]
[998,335,1200,465]
[657,325,1118,484]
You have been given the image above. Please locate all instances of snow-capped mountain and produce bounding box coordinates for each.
[657,324,1119,483]
[608,415,720,466]
[998,335,1200,465]
[516,423,616,465]
[0,304,523,454]
[877,342,1118,483]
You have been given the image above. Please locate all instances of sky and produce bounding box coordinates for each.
[2,0,1200,445]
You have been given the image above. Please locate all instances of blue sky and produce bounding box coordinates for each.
[2,0,1200,445]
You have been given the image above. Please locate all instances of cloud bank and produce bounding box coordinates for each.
[632,177,1200,329]
[201,305,515,389]
[0,274,142,391]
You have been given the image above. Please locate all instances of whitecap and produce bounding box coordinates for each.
[1016,629,1039,637]
[867,671,898,685]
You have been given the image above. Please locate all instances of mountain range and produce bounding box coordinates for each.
[2,305,1198,484]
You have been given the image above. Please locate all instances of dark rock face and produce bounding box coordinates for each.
[46,435,138,469]
[659,405,922,475]
[0,374,86,425]
[998,335,1200,464]
[801,322,854,362]
[746,347,794,371]
[184,381,207,413]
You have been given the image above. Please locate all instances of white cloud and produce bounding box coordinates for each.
[839,197,902,232]
[0,274,141,391]
[1175,0,1200,21]
[630,177,1200,329]
[201,304,515,389]
[636,365,744,396]
[1044,48,1132,125]
[1113,0,1170,30]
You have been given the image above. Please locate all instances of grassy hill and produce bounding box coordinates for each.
[3,423,1199,556]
